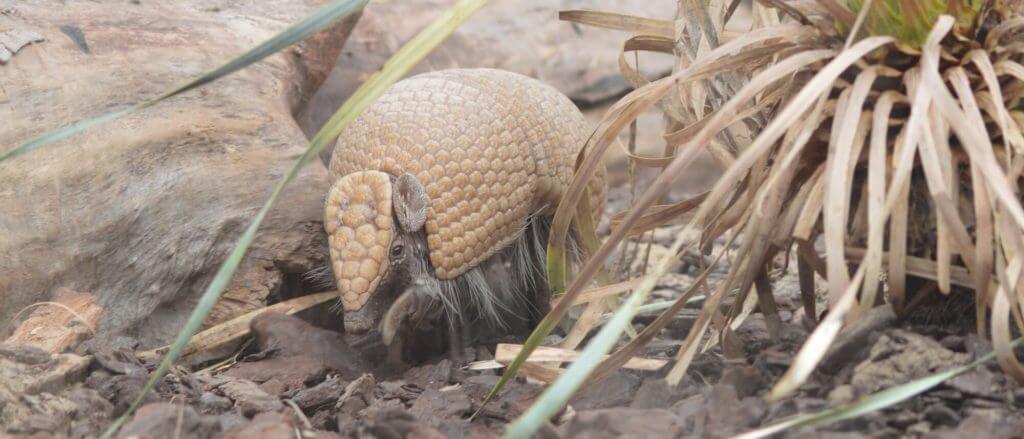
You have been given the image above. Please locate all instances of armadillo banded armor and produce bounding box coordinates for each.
[329,68,605,308]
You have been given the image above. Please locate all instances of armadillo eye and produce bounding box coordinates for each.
[390,244,404,258]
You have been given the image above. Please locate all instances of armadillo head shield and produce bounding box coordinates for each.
[326,171,430,335]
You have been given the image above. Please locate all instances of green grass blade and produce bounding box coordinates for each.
[2,0,369,162]
[473,166,611,419]
[501,289,647,438]
[736,337,1024,439]
[98,1,491,437]
[501,228,695,438]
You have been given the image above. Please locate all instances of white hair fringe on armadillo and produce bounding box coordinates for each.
[308,213,585,332]
[430,213,584,332]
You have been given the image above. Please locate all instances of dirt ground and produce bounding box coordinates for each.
[4,187,1024,438]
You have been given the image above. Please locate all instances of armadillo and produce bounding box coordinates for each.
[325,68,605,344]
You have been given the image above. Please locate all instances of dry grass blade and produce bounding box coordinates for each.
[967,49,1024,152]
[859,91,898,314]
[661,41,888,386]
[559,10,674,38]
[137,292,336,361]
[608,192,708,236]
[823,69,876,307]
[992,257,1024,382]
[492,344,667,371]
[556,279,643,306]
[845,248,976,289]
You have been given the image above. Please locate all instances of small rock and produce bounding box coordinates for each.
[117,402,218,439]
[292,376,347,410]
[222,411,293,439]
[409,388,473,427]
[351,408,444,439]
[217,378,284,417]
[794,398,826,413]
[335,374,376,419]
[3,391,77,435]
[404,359,455,390]
[850,330,970,395]
[0,344,51,364]
[0,346,92,397]
[630,378,691,409]
[567,408,683,438]
[3,289,102,354]
[250,312,368,378]
[461,374,500,401]
[946,367,995,397]
[66,387,113,431]
[378,380,423,403]
[571,371,641,410]
[214,413,248,432]
[199,392,233,414]
[828,385,856,406]
[671,394,705,421]
[924,403,960,426]
[940,335,965,351]
[700,384,766,437]
[820,305,897,373]
[87,368,158,416]
[964,334,994,359]
[943,413,1024,438]
[907,421,932,435]
[719,366,763,399]
[886,411,919,429]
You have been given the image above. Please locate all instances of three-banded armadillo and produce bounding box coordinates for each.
[325,68,605,345]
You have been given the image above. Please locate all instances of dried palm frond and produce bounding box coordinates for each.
[660,0,1024,395]
[547,0,1024,398]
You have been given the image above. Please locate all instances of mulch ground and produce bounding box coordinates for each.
[5,246,1024,439]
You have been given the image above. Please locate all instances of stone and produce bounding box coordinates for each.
[850,330,970,395]
[222,411,294,439]
[570,370,642,410]
[199,392,233,414]
[630,378,691,409]
[0,0,360,347]
[719,365,763,399]
[217,378,284,417]
[117,402,219,439]
[924,403,960,426]
[567,408,684,438]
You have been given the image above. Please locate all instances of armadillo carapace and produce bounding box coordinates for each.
[325,68,605,339]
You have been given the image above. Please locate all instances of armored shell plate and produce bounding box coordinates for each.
[329,68,605,280]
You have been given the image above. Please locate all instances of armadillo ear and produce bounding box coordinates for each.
[393,173,428,232]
